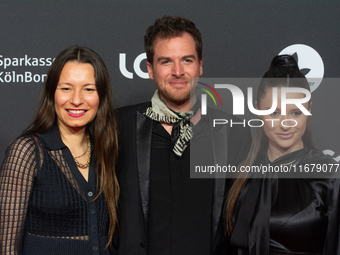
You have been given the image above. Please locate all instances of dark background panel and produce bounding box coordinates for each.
[1,0,339,162]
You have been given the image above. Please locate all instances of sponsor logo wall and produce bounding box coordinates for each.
[0,1,339,162]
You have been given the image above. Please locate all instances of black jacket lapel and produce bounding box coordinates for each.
[136,111,153,224]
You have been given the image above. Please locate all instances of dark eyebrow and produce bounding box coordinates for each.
[57,82,72,86]
[265,107,280,111]
[156,56,170,63]
[156,54,197,63]
[182,54,196,59]
[57,83,96,86]
[290,108,302,112]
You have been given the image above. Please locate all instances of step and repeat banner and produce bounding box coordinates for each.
[0,1,339,162]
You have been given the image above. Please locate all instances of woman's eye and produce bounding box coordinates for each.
[84,87,97,93]
[270,111,280,117]
[61,87,70,91]
[291,111,302,117]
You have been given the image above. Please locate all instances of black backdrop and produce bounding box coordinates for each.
[1,0,339,162]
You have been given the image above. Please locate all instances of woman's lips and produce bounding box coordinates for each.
[276,132,295,139]
[67,109,87,118]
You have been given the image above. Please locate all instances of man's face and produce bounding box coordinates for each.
[147,32,203,108]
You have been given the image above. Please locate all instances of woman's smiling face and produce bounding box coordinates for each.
[258,87,311,158]
[54,61,99,134]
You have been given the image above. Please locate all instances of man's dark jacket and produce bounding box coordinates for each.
[111,102,251,255]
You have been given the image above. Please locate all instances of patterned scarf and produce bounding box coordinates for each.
[144,90,199,157]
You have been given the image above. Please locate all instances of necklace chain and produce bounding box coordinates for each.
[73,134,91,168]
[74,140,88,158]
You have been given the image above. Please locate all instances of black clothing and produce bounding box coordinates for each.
[0,123,109,255]
[231,147,340,255]
[114,102,252,255]
[148,119,214,254]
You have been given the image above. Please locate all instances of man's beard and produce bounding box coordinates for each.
[159,86,191,104]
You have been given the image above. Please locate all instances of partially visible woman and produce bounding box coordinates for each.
[0,46,119,255]
[225,55,340,254]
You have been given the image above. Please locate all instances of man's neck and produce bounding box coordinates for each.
[160,93,195,113]
[165,100,191,113]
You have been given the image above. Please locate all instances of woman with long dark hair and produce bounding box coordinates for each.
[225,55,340,254]
[0,46,119,254]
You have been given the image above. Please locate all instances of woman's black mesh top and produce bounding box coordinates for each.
[0,123,110,255]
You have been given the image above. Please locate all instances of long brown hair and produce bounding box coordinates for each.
[225,55,314,235]
[24,46,119,245]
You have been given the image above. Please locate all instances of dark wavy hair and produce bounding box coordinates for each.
[24,46,119,246]
[144,15,202,64]
[225,55,313,235]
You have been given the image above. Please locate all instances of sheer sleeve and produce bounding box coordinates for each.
[0,135,41,255]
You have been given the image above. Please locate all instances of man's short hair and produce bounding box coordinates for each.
[144,15,202,64]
